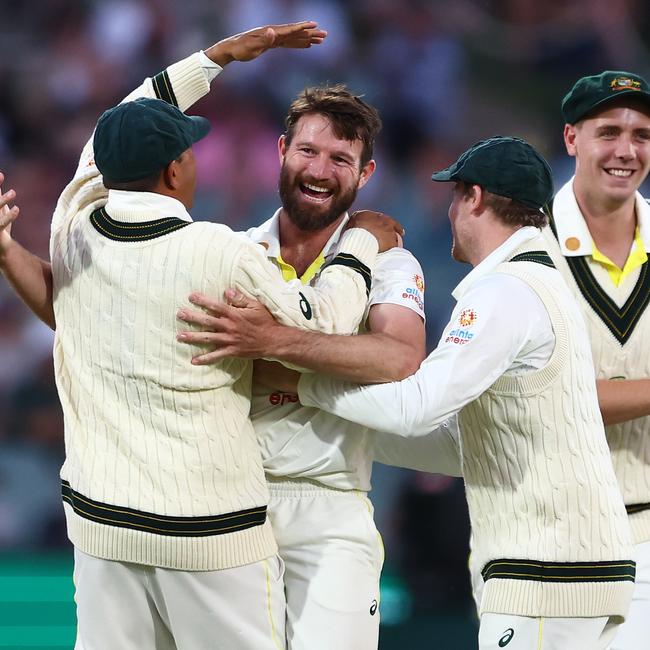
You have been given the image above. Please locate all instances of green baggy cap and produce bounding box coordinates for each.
[431,136,553,209]
[93,97,211,183]
[562,71,650,124]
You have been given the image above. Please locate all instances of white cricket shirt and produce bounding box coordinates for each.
[247,210,426,491]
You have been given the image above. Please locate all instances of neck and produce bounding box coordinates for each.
[572,180,637,266]
[278,210,346,276]
[469,222,521,267]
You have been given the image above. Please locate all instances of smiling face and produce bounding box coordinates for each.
[565,103,650,207]
[278,113,375,231]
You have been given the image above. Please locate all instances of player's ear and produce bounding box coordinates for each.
[357,159,376,190]
[278,135,287,164]
[469,184,484,213]
[564,124,578,157]
[163,160,180,189]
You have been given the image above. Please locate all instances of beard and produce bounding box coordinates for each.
[278,164,359,232]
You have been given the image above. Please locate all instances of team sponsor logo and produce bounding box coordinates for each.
[268,392,299,406]
[401,287,424,311]
[444,327,474,345]
[610,76,642,92]
[369,599,378,616]
[498,628,514,647]
[414,274,425,292]
[458,308,478,327]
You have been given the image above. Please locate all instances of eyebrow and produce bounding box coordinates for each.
[294,140,356,162]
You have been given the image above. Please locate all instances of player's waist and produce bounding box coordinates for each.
[265,475,368,496]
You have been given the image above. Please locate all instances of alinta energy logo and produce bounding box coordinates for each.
[498,628,514,647]
[414,274,425,292]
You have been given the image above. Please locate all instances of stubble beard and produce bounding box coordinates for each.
[278,164,358,232]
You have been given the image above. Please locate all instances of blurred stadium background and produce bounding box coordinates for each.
[1,0,650,647]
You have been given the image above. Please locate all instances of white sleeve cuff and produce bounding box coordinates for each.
[199,50,224,83]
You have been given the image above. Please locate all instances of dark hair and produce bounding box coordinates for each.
[284,84,382,168]
[102,152,186,192]
[103,171,162,192]
[460,182,548,229]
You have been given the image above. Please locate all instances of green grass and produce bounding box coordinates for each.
[0,553,76,649]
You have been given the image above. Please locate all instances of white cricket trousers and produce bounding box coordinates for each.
[73,548,286,650]
[479,613,620,650]
[609,539,650,649]
[267,478,384,650]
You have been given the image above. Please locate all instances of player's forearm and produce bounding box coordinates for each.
[0,239,55,329]
[267,327,421,383]
[597,378,650,425]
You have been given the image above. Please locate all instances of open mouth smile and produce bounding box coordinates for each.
[299,182,334,202]
[604,168,635,178]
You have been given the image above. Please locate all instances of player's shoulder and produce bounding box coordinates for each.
[184,220,254,252]
[375,246,423,273]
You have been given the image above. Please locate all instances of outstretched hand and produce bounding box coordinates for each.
[0,172,19,254]
[205,22,327,67]
[177,289,280,364]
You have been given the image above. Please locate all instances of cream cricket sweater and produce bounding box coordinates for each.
[462,254,634,618]
[543,183,650,544]
[51,54,378,570]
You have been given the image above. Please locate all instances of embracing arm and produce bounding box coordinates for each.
[279,301,425,382]
[597,379,650,425]
[298,275,552,436]
[0,177,55,329]
[178,278,423,380]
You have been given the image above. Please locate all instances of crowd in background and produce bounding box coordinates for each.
[2,0,650,631]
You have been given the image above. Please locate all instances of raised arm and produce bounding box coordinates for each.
[8,23,327,330]
[0,177,55,329]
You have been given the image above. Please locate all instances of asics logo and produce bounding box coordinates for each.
[369,599,378,616]
[498,628,514,647]
[299,292,312,320]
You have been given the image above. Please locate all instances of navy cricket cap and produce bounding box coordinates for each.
[431,136,554,210]
[93,98,211,183]
[562,71,650,124]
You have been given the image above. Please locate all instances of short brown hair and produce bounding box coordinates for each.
[284,84,382,168]
[460,182,548,229]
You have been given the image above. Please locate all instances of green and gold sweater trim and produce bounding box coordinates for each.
[509,250,556,268]
[62,480,267,537]
[482,558,636,583]
[546,202,650,345]
[152,70,178,107]
[322,252,372,297]
[90,207,190,241]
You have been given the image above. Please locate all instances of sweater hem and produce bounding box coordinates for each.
[480,577,634,618]
[64,504,277,571]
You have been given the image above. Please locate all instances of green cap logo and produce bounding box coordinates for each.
[610,76,642,92]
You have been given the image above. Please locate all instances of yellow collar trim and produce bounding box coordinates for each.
[276,251,327,285]
[591,227,648,286]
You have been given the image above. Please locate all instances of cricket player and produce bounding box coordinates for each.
[0,23,404,650]
[540,70,650,650]
[177,85,428,650]
[180,136,636,650]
